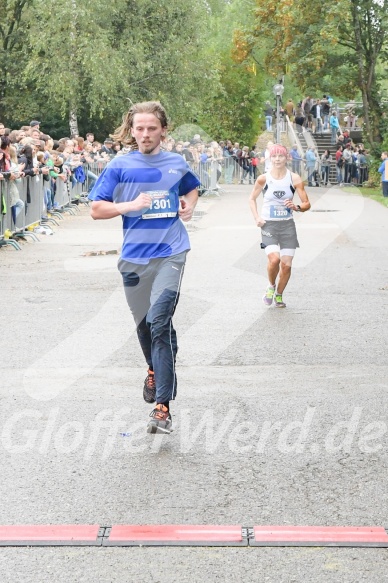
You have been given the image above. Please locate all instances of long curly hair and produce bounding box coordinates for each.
[111,101,168,150]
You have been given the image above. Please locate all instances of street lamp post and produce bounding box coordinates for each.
[273,81,284,144]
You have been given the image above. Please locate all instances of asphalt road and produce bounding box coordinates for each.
[0,183,387,582]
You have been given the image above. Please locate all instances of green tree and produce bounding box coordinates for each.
[345,0,388,143]
[108,0,220,127]
[196,0,265,144]
[240,0,388,144]
[0,0,32,120]
[21,0,219,135]
[24,0,129,134]
[1,0,265,144]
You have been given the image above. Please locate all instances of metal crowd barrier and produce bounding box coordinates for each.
[3,154,308,251]
[81,162,106,199]
[0,166,91,249]
[0,176,45,249]
[188,157,254,194]
[188,160,220,196]
[222,157,242,185]
[54,177,71,209]
[0,160,111,249]
[0,180,23,250]
[24,175,45,231]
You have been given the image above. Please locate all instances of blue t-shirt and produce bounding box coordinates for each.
[378,160,387,182]
[89,151,200,264]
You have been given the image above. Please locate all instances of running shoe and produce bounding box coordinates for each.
[274,293,286,308]
[147,404,172,434]
[262,285,275,306]
[143,369,156,404]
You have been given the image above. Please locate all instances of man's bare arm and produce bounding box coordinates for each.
[90,193,152,220]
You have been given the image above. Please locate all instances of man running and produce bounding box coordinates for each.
[249,144,311,308]
[89,101,200,434]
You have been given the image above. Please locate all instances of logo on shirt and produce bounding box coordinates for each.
[273,190,286,199]
[168,169,178,174]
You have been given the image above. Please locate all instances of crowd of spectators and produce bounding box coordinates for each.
[0,120,124,222]
[163,135,260,187]
[0,119,265,228]
[262,94,371,186]
[0,109,375,236]
[161,132,369,191]
[264,95,360,136]
[333,131,369,186]
[300,133,370,187]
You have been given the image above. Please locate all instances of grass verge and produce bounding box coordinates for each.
[342,186,388,208]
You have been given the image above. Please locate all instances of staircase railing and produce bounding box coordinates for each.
[285,115,304,156]
[301,128,316,150]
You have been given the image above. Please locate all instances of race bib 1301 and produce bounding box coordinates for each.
[141,190,178,219]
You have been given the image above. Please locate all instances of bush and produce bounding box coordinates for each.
[364,165,382,188]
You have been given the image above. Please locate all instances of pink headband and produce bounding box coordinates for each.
[269,145,288,157]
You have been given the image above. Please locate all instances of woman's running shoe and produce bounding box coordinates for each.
[262,285,275,306]
[274,293,286,308]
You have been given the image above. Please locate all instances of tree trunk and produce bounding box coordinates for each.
[69,109,79,137]
[0,82,6,121]
[351,0,382,144]
[365,66,382,144]
[351,3,372,143]
[0,47,8,121]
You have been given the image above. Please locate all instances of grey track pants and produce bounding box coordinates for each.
[118,251,187,404]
